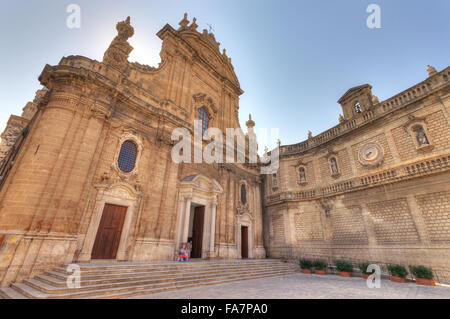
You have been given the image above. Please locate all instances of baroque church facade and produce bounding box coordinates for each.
[0,15,449,286]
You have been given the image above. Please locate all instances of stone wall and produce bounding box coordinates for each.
[265,67,450,283]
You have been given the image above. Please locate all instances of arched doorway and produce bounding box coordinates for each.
[175,175,223,259]
[78,182,142,262]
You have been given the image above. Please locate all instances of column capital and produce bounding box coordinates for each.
[211,197,218,206]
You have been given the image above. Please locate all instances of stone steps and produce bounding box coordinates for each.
[50,259,285,276]
[0,259,298,299]
[37,264,292,287]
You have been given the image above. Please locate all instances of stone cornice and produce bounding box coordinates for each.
[219,163,260,182]
[38,57,193,131]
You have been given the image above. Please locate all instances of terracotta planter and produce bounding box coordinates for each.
[301,269,312,274]
[314,269,326,275]
[338,271,352,277]
[415,278,435,286]
[390,275,407,283]
[362,273,370,279]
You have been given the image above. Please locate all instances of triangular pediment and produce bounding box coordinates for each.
[338,84,372,103]
[157,22,242,93]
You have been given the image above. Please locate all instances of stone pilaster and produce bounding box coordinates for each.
[405,194,431,245]
[360,203,378,247]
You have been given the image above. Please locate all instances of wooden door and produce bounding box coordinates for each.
[191,206,204,258]
[0,234,5,249]
[91,204,127,259]
[241,226,249,259]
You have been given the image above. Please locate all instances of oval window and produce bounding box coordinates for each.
[117,140,137,173]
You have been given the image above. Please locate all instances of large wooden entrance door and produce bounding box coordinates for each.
[0,234,5,249]
[91,204,127,259]
[191,206,205,258]
[241,226,249,259]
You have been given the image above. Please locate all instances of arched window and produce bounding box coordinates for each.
[241,184,247,205]
[413,125,430,147]
[198,107,210,135]
[355,102,362,113]
[330,157,339,175]
[117,140,137,173]
[298,167,306,183]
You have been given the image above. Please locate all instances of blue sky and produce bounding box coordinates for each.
[0,0,449,150]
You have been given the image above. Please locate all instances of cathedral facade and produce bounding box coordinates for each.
[0,15,449,287]
[0,16,265,287]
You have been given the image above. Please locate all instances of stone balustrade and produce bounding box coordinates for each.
[280,66,450,157]
[266,152,450,205]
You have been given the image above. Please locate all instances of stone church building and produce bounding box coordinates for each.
[0,15,449,287]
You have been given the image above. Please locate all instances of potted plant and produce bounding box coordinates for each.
[387,264,408,283]
[335,260,353,277]
[358,262,372,279]
[299,259,313,274]
[313,260,327,275]
[409,265,435,286]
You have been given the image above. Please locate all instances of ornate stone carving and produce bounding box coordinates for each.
[89,103,111,119]
[324,149,340,177]
[372,95,380,105]
[178,13,190,30]
[427,65,438,77]
[189,18,198,31]
[330,157,339,176]
[245,114,255,129]
[403,115,434,151]
[192,93,217,115]
[111,129,144,180]
[358,142,384,167]
[236,202,250,214]
[237,180,251,214]
[100,171,110,182]
[103,17,134,71]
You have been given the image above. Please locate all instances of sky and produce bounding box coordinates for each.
[0,0,449,150]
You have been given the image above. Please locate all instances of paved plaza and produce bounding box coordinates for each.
[129,273,450,299]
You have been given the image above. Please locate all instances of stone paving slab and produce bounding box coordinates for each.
[127,273,450,299]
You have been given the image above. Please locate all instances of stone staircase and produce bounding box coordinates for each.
[0,259,298,299]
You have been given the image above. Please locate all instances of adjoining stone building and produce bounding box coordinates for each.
[0,15,449,287]
[264,65,450,283]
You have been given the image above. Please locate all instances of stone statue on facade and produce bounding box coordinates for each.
[330,158,339,174]
[415,127,430,146]
[427,65,438,77]
[103,17,135,70]
[299,168,306,183]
